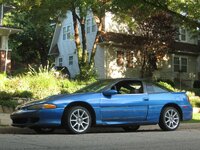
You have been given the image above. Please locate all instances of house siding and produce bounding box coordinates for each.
[94,45,105,79]
[153,54,198,87]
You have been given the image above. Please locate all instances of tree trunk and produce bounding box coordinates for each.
[72,9,82,71]
[89,17,103,69]
[80,17,88,65]
[140,50,146,78]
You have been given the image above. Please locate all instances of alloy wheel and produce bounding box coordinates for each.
[164,108,180,130]
[69,107,91,133]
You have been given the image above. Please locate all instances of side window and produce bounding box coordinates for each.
[86,19,91,33]
[58,57,63,66]
[146,84,154,93]
[63,27,66,40]
[146,83,168,93]
[112,81,143,94]
[69,56,73,66]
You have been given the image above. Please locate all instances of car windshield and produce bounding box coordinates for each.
[75,79,114,93]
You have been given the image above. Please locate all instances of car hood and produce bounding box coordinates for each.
[47,92,100,104]
[20,92,100,108]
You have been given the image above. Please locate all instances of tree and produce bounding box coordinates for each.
[136,12,176,77]
[2,0,55,67]
[2,0,199,77]
[3,0,110,78]
[112,0,200,28]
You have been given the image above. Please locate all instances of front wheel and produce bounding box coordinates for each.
[64,106,92,134]
[159,107,180,131]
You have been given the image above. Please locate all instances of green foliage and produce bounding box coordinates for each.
[75,66,97,82]
[0,99,18,108]
[157,79,175,87]
[191,89,200,97]
[0,65,91,107]
[0,91,13,100]
[190,98,200,108]
[157,81,177,92]
[158,81,200,108]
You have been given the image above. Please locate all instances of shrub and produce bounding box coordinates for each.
[0,65,95,107]
[13,91,33,98]
[157,81,177,92]
[191,88,200,97]
[193,80,200,88]
[0,91,13,100]
[190,97,200,108]
[0,73,7,90]
[157,79,175,87]
[25,65,60,99]
[0,99,18,108]
[75,66,97,82]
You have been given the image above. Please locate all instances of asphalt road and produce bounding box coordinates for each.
[0,125,200,150]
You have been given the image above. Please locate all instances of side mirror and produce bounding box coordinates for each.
[103,90,118,97]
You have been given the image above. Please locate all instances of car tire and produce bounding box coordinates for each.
[159,107,180,131]
[33,128,55,134]
[64,106,92,134]
[123,125,140,132]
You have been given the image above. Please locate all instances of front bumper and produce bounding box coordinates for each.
[181,105,193,121]
[10,108,64,128]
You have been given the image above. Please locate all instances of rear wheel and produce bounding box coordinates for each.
[123,125,140,132]
[64,106,92,134]
[33,128,55,134]
[159,107,180,131]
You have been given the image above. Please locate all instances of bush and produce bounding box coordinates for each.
[191,88,200,97]
[157,81,177,92]
[0,65,95,107]
[13,91,33,98]
[190,97,200,108]
[157,79,175,87]
[0,99,18,108]
[0,91,13,100]
[75,66,97,82]
[193,80,200,88]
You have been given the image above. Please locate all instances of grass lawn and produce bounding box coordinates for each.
[183,113,200,123]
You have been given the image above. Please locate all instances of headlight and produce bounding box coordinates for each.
[27,104,57,110]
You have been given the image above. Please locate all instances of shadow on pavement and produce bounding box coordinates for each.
[0,126,162,135]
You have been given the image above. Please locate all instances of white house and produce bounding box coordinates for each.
[0,4,22,73]
[49,10,200,87]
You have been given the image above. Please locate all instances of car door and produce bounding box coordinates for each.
[100,80,149,123]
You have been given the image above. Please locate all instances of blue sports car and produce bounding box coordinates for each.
[10,78,193,134]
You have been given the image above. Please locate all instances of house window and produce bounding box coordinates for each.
[173,56,188,72]
[69,56,73,66]
[63,27,66,40]
[59,57,63,66]
[92,18,96,32]
[175,27,180,41]
[66,26,71,39]
[180,28,186,41]
[117,50,134,67]
[87,19,91,33]
[63,26,71,40]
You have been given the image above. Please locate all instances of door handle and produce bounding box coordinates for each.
[143,97,149,101]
